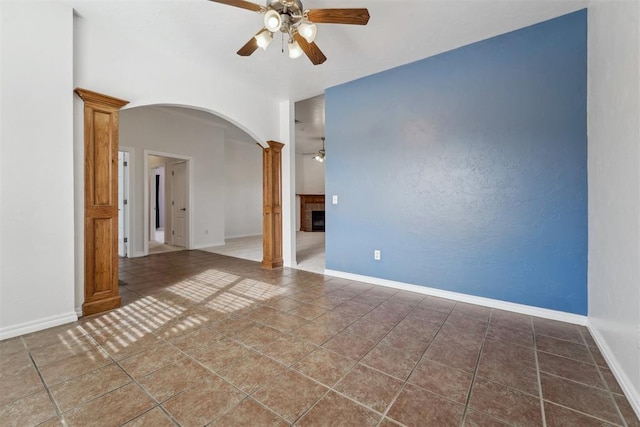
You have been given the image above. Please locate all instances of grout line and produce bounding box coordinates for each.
[28,353,63,418]
[459,307,491,425]
[532,317,548,427]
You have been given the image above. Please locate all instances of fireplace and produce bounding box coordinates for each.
[312,210,325,232]
[298,194,325,232]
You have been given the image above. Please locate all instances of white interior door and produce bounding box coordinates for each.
[171,161,187,247]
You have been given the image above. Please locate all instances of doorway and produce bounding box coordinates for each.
[144,151,192,255]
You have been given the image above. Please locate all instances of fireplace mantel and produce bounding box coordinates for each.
[298,194,325,232]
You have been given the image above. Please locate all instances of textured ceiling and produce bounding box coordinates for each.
[68,0,588,153]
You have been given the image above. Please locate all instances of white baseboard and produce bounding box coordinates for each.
[323,269,588,326]
[132,251,145,258]
[75,307,83,317]
[0,311,79,340]
[588,321,640,420]
[224,233,262,240]
[192,241,226,250]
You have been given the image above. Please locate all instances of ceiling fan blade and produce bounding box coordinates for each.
[237,37,258,56]
[208,0,265,13]
[306,8,370,25]
[237,27,269,56]
[294,33,327,65]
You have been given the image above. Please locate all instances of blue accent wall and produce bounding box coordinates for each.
[325,10,587,314]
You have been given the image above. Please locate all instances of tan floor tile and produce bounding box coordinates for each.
[360,342,418,381]
[409,305,450,325]
[334,363,403,413]
[347,318,393,342]
[408,359,473,404]
[482,337,537,369]
[600,368,625,395]
[293,321,340,345]
[476,354,539,396]
[123,407,177,426]
[38,347,112,386]
[0,390,57,426]
[490,310,533,332]
[387,384,465,427]
[63,383,155,427]
[0,363,45,407]
[22,324,88,351]
[533,318,584,343]
[423,335,482,373]
[0,337,26,358]
[536,335,593,363]
[613,393,640,427]
[37,416,66,426]
[288,304,327,320]
[418,296,456,313]
[49,363,131,412]
[119,343,184,378]
[380,329,431,359]
[192,338,252,372]
[537,351,604,389]
[138,357,213,402]
[262,311,309,333]
[210,398,287,426]
[30,335,99,368]
[220,352,287,393]
[485,322,534,347]
[292,347,356,387]
[165,326,222,355]
[162,375,245,426]
[295,391,380,426]
[540,372,622,424]
[463,409,511,426]
[544,401,618,426]
[322,331,376,360]
[261,335,317,366]
[469,378,541,426]
[229,323,285,349]
[0,349,33,375]
[253,370,328,423]
[91,329,164,361]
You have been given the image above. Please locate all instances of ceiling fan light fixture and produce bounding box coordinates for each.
[298,22,317,43]
[254,29,273,50]
[288,39,303,58]
[264,9,282,32]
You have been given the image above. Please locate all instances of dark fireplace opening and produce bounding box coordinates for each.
[311,210,325,232]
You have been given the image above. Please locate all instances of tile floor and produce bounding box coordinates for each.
[1,251,638,426]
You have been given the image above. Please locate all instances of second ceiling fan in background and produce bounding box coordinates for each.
[208,0,370,65]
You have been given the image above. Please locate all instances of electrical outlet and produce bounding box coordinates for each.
[332,195,338,204]
[374,250,381,260]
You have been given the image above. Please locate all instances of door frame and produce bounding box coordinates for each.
[118,147,134,257]
[143,150,193,255]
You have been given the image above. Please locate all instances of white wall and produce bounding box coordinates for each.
[73,8,278,146]
[295,155,325,194]
[587,0,640,416]
[0,2,77,338]
[224,142,262,239]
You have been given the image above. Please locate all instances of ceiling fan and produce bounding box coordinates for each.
[208,0,370,65]
[302,137,325,162]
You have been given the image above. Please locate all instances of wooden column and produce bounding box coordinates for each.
[75,88,129,316]
[262,140,284,269]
